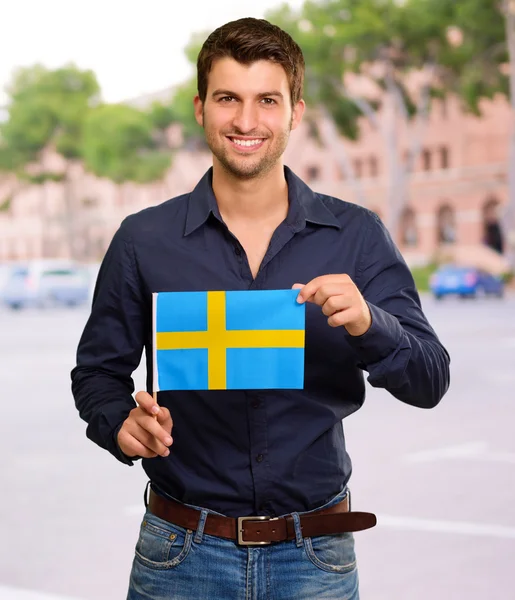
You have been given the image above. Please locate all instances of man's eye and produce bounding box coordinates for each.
[261,98,276,105]
[220,96,235,102]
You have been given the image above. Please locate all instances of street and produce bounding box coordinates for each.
[1,294,514,600]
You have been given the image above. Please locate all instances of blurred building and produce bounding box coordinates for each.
[0,92,511,266]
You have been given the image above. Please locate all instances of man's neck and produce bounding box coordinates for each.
[212,162,289,223]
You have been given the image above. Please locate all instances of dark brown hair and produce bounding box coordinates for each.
[197,18,305,106]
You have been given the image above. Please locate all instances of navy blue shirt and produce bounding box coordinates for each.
[71,166,450,517]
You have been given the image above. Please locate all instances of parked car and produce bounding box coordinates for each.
[0,263,17,302]
[429,265,504,299]
[1,260,91,309]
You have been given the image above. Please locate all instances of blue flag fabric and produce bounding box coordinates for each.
[153,289,305,391]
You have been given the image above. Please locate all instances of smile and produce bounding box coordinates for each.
[227,137,266,151]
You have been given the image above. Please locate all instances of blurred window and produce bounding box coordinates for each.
[422,149,432,171]
[440,146,450,169]
[401,208,418,246]
[482,197,504,254]
[437,205,456,244]
[306,165,320,181]
[369,156,379,177]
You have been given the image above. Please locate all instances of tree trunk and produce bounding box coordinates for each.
[382,77,401,242]
[318,107,367,207]
[40,180,50,258]
[63,163,77,260]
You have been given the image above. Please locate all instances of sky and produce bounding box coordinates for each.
[1,0,305,108]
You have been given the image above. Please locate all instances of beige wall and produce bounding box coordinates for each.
[0,94,512,266]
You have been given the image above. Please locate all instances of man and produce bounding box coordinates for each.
[71,17,450,599]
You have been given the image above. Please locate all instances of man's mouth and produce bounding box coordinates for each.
[226,136,266,150]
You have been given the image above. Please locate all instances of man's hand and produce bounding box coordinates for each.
[293,274,372,337]
[117,391,174,459]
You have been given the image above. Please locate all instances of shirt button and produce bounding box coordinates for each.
[234,246,241,256]
[251,399,260,409]
[256,454,264,463]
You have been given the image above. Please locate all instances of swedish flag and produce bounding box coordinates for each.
[153,290,305,390]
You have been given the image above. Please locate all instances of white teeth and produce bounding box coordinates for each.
[231,138,263,147]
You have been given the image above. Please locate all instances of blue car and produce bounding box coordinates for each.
[429,265,504,299]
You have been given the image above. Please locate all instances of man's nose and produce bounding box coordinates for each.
[231,102,259,133]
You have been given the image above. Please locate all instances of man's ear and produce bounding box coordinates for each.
[194,95,204,127]
[291,99,306,131]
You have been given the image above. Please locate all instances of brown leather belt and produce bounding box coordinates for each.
[148,488,377,546]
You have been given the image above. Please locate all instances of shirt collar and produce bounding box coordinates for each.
[184,166,341,237]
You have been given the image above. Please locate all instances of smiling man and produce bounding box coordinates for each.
[71,17,450,600]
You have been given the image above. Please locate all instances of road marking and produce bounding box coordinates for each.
[0,586,80,600]
[482,370,515,384]
[378,515,515,539]
[404,442,515,464]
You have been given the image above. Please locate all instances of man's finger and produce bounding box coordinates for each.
[135,413,174,450]
[294,275,352,304]
[321,294,353,317]
[117,429,159,459]
[294,276,331,304]
[135,390,160,415]
[156,405,174,434]
[313,284,352,308]
[132,421,171,457]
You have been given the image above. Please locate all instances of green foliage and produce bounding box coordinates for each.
[17,172,65,184]
[263,0,510,136]
[0,195,12,212]
[147,101,177,130]
[410,262,437,292]
[0,64,100,164]
[0,63,176,187]
[81,103,172,184]
[170,78,204,141]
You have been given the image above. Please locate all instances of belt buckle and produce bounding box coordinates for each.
[237,516,271,546]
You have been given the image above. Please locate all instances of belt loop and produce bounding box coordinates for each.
[291,512,303,547]
[143,480,151,509]
[194,509,209,544]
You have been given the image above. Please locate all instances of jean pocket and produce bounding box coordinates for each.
[304,532,357,574]
[134,512,193,570]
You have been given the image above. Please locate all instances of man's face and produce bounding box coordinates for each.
[194,58,305,180]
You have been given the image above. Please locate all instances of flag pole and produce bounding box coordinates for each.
[152,292,158,419]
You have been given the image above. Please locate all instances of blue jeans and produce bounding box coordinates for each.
[127,487,359,599]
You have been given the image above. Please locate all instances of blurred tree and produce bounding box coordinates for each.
[82,103,172,185]
[0,64,178,260]
[79,102,174,259]
[266,0,458,242]
[265,0,513,254]
[428,0,512,263]
[170,77,207,148]
[0,63,100,258]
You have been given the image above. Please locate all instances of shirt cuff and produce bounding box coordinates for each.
[344,302,405,366]
[112,421,141,466]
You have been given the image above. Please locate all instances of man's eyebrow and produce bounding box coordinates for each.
[211,89,284,99]
[257,91,284,99]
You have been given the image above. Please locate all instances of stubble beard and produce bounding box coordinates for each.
[203,111,292,181]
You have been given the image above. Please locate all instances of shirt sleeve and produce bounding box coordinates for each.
[70,219,148,464]
[345,213,450,408]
